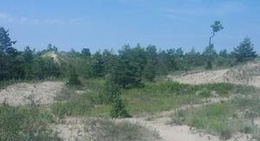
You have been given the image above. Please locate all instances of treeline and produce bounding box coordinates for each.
[0,27,60,81]
[0,27,258,88]
[80,39,257,88]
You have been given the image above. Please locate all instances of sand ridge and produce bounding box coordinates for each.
[0,81,64,106]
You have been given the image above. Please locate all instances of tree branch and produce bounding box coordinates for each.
[209,32,215,46]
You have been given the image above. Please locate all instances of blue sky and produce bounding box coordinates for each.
[0,0,259,53]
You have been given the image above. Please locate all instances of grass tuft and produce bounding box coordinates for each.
[85,118,160,141]
[0,104,60,141]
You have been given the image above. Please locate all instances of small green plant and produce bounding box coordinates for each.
[67,66,81,86]
[110,96,131,118]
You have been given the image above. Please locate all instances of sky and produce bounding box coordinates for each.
[0,0,259,53]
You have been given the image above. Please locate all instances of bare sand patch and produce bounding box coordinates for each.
[170,69,229,84]
[170,62,260,88]
[52,117,89,141]
[43,51,61,64]
[0,81,64,106]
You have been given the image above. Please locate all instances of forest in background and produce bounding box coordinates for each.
[0,24,258,89]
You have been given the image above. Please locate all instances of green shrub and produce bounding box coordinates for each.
[88,78,122,105]
[0,105,60,141]
[67,67,81,86]
[110,96,131,118]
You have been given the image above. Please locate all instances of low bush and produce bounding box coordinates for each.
[0,105,60,141]
[66,67,81,86]
[110,96,131,118]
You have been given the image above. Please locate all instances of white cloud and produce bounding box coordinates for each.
[166,9,206,16]
[20,17,40,24]
[69,18,84,24]
[214,1,246,16]
[0,13,84,25]
[164,1,246,20]
[163,8,207,20]
[188,0,203,2]
[43,19,65,25]
[0,13,14,23]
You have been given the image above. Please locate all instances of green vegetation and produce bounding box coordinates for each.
[0,105,60,141]
[123,82,234,114]
[233,37,258,63]
[209,20,224,45]
[170,88,260,140]
[172,103,233,139]
[103,78,131,118]
[205,21,224,69]
[0,25,258,84]
[51,96,93,118]
[110,96,131,118]
[52,80,237,117]
[66,66,81,86]
[51,84,93,118]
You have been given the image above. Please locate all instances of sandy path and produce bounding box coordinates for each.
[122,96,254,141]
[0,81,64,106]
[122,98,228,141]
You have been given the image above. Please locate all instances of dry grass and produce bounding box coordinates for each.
[85,118,161,141]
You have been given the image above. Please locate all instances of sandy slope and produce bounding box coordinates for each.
[0,81,64,106]
[43,51,61,64]
[170,61,260,88]
[170,69,229,84]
